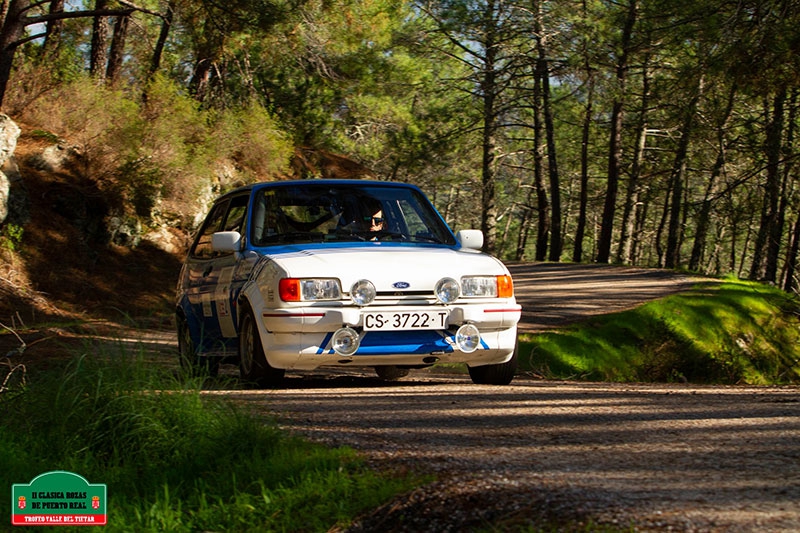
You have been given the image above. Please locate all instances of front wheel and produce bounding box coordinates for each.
[239,305,285,387]
[468,346,518,385]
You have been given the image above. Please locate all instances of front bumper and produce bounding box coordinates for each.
[254,303,521,370]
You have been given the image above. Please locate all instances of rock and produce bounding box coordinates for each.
[142,226,188,255]
[0,157,29,226]
[0,114,20,167]
[0,115,21,225]
[107,216,142,247]
[0,170,8,224]
[27,143,77,172]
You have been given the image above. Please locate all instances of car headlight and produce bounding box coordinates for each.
[461,275,514,298]
[279,278,341,302]
[435,277,460,303]
[350,279,376,306]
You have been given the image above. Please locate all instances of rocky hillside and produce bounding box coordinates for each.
[0,117,188,328]
[0,116,376,330]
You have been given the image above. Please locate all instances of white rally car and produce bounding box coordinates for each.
[175,180,521,386]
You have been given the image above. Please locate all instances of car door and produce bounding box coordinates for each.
[183,194,250,356]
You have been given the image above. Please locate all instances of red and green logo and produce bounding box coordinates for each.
[11,471,107,526]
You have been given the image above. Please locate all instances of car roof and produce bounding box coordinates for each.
[213,179,423,203]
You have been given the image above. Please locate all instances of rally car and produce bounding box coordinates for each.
[175,180,521,386]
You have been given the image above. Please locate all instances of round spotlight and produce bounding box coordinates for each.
[350,279,376,306]
[435,277,460,304]
[332,327,360,356]
[455,324,481,353]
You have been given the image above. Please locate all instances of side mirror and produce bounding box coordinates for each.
[211,231,242,253]
[456,229,483,251]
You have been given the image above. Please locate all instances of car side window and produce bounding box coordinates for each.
[190,194,251,260]
[223,195,249,234]
[190,201,229,259]
[191,195,251,259]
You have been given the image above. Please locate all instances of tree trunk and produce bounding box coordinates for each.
[532,58,549,261]
[515,191,532,260]
[106,13,129,84]
[534,0,561,262]
[597,0,637,263]
[90,0,109,80]
[617,58,650,264]
[0,0,26,105]
[689,84,737,271]
[149,3,173,78]
[41,0,64,60]
[573,75,593,262]
[655,184,670,267]
[572,0,594,263]
[479,7,499,255]
[772,90,797,283]
[0,1,8,30]
[632,184,652,265]
[664,76,702,269]
[783,207,800,292]
[750,88,786,282]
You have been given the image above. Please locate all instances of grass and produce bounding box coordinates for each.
[518,278,800,385]
[0,350,421,532]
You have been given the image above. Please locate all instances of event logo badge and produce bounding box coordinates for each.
[11,471,107,526]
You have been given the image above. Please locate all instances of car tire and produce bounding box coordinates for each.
[468,345,518,385]
[374,366,411,381]
[239,304,285,387]
[177,314,219,377]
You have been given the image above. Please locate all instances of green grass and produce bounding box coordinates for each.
[0,351,421,532]
[518,278,800,385]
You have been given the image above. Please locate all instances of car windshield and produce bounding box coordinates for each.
[249,183,457,246]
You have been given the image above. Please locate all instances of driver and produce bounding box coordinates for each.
[358,197,387,232]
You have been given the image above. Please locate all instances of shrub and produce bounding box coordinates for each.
[16,74,294,230]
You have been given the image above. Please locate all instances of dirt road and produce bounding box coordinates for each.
[218,373,800,532]
[198,265,798,532]
[506,262,696,332]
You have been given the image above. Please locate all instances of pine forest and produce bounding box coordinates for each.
[2,0,800,292]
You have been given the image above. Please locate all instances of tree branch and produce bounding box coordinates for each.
[25,8,136,26]
[115,0,166,20]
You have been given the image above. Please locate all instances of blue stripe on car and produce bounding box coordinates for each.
[355,330,454,355]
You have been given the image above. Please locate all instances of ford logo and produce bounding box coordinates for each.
[392,282,410,289]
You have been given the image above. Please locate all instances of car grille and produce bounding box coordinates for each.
[371,292,438,305]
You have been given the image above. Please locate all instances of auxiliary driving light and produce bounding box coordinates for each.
[332,327,360,356]
[455,324,481,353]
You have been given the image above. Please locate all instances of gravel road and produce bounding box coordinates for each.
[214,373,800,532]
[200,264,799,532]
[507,262,697,332]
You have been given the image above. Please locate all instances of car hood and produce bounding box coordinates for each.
[263,244,508,291]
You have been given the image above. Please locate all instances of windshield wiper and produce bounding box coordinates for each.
[410,234,443,244]
[371,230,408,241]
[276,231,325,243]
[327,229,367,242]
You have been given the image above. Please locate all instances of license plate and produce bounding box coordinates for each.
[362,310,449,331]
